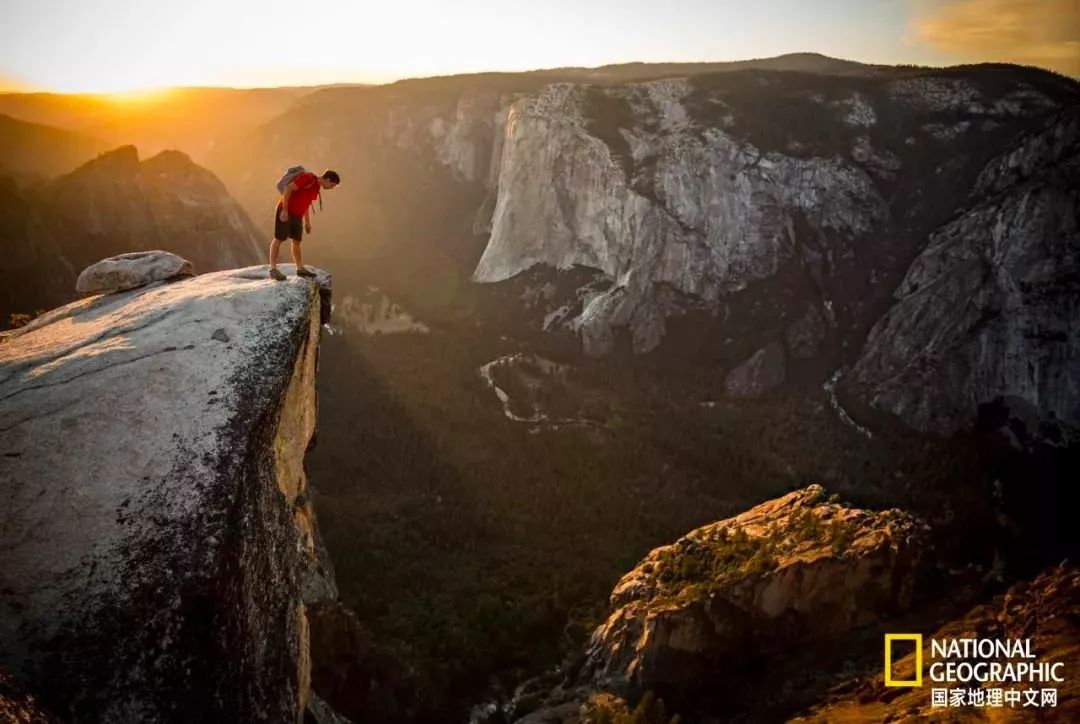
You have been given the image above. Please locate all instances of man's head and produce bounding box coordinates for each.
[319,169,341,190]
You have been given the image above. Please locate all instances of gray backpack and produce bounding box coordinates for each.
[275,165,322,212]
[275,165,308,194]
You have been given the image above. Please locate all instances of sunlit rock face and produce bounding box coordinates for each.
[425,87,509,185]
[844,109,1080,438]
[0,264,332,722]
[585,485,929,693]
[472,81,886,355]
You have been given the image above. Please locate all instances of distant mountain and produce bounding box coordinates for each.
[0,113,107,178]
[202,54,905,256]
[0,86,317,164]
[1,146,263,324]
[552,51,890,82]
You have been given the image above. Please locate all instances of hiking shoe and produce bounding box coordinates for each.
[296,267,317,278]
[269,268,286,281]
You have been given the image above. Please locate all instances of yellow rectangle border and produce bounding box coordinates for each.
[884,633,923,687]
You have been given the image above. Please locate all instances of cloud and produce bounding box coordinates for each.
[910,0,1079,75]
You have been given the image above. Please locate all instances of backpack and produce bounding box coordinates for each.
[275,165,322,213]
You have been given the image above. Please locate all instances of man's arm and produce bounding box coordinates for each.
[304,208,312,233]
[280,183,296,219]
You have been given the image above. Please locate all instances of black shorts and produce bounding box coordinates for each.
[274,204,303,242]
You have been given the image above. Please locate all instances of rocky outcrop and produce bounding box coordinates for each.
[724,342,786,398]
[0,263,333,721]
[508,486,932,723]
[586,486,929,692]
[1,146,263,325]
[844,109,1080,437]
[75,250,194,295]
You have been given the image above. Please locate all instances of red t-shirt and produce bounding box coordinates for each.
[282,172,320,216]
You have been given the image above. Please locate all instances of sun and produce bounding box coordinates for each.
[95,87,178,105]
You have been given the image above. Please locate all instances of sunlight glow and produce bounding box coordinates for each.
[0,0,1075,93]
[97,87,179,105]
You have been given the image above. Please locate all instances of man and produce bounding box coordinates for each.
[269,169,341,281]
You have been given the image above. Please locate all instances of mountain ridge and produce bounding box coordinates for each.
[1,146,263,325]
[0,113,108,180]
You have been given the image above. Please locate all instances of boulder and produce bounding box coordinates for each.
[0,264,332,721]
[75,250,194,295]
[586,485,930,691]
[724,341,786,398]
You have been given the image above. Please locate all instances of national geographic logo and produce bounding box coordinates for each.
[884,634,1067,710]
[884,633,923,687]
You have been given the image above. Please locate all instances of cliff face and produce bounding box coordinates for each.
[472,80,886,355]
[1,146,264,324]
[0,263,333,722]
[458,67,1080,438]
[469,69,1076,358]
[843,109,1080,437]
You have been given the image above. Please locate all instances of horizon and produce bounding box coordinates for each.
[1,0,1077,94]
[0,52,1075,102]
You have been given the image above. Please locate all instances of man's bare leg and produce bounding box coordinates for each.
[290,240,304,271]
[290,240,317,277]
[268,238,286,280]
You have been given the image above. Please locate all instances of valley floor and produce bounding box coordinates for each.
[307,308,999,722]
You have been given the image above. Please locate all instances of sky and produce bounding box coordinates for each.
[0,0,1076,93]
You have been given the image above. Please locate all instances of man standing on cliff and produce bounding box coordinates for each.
[269,169,341,281]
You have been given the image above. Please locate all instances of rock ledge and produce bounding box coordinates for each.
[0,263,332,722]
